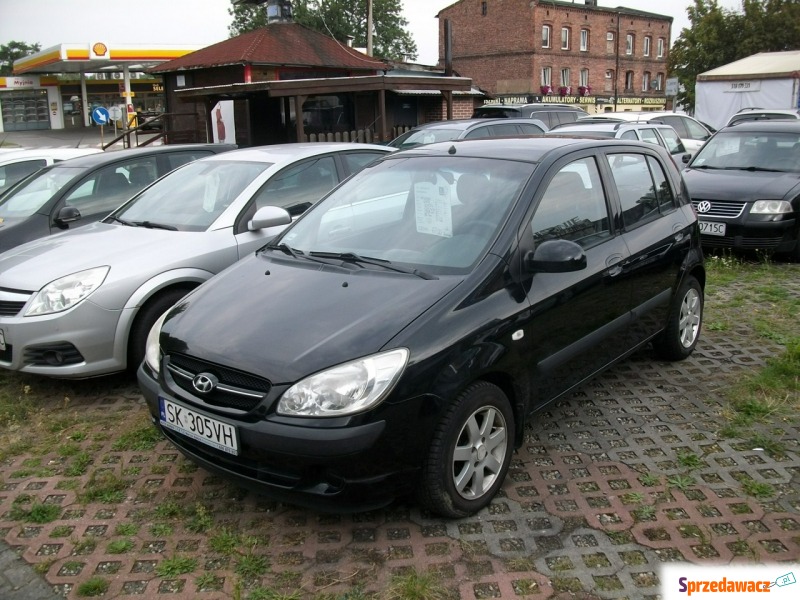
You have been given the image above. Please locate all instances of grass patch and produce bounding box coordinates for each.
[153,500,183,519]
[64,451,93,477]
[114,522,139,536]
[10,500,61,523]
[667,474,695,491]
[110,419,163,451]
[155,555,197,578]
[234,553,269,578]
[76,576,109,597]
[384,569,448,600]
[79,470,130,504]
[208,528,243,555]
[638,473,661,487]
[741,479,775,499]
[185,503,214,533]
[107,538,135,554]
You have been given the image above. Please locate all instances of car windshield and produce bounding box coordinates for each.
[278,155,536,275]
[113,160,272,231]
[389,128,465,150]
[690,131,800,172]
[0,166,83,218]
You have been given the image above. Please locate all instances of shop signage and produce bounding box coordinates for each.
[152,84,163,92]
[485,94,666,106]
[6,76,40,89]
[90,42,109,60]
[725,81,761,92]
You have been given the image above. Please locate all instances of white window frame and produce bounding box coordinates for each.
[560,68,570,87]
[626,34,634,55]
[657,38,665,58]
[542,25,551,48]
[561,27,570,50]
[625,70,634,90]
[642,72,651,92]
[580,69,589,87]
[580,29,589,51]
[644,36,651,57]
[541,67,552,86]
[655,73,664,91]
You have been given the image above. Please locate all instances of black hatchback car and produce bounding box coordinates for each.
[0,143,236,252]
[683,120,800,259]
[139,137,705,517]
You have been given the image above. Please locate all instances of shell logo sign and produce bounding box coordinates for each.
[90,42,109,60]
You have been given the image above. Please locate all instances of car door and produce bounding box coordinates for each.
[601,150,693,343]
[517,153,632,407]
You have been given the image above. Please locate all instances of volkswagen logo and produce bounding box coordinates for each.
[696,201,712,214]
[192,372,218,394]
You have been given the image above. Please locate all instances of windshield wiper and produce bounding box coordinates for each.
[106,215,136,227]
[722,166,785,172]
[309,251,437,280]
[261,243,330,265]
[131,220,178,231]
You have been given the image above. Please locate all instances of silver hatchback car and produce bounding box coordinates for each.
[0,142,392,378]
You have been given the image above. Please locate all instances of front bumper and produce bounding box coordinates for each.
[0,297,126,378]
[137,362,434,512]
[696,214,797,253]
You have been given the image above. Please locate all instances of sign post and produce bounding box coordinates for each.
[665,78,680,111]
[91,107,111,146]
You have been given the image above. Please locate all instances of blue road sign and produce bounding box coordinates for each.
[91,107,110,126]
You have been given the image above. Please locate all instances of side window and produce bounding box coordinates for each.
[555,112,579,125]
[683,118,709,140]
[463,126,493,139]
[488,123,522,137]
[125,157,159,193]
[659,116,688,138]
[620,130,639,141]
[530,157,611,249]
[250,156,337,217]
[646,156,676,213]
[638,128,662,147]
[0,159,47,193]
[166,151,213,171]
[608,153,661,229]
[519,123,545,135]
[341,151,385,175]
[658,128,685,154]
[64,160,151,214]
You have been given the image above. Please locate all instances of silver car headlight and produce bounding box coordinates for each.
[25,266,110,316]
[144,309,170,375]
[751,200,792,214]
[278,348,409,417]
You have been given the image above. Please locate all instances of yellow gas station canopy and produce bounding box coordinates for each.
[14,43,202,75]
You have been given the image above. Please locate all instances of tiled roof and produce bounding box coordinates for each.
[150,22,388,73]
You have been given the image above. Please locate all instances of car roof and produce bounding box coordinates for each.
[393,135,660,163]
[720,120,800,132]
[197,142,392,164]
[49,143,236,168]
[550,121,673,133]
[0,148,102,164]
[405,118,546,132]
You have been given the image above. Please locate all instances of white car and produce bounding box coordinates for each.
[579,111,713,154]
[0,143,392,378]
[0,148,102,194]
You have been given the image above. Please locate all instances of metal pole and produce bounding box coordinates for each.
[614,13,620,112]
[366,0,373,56]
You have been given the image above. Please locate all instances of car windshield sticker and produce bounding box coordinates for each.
[414,177,452,238]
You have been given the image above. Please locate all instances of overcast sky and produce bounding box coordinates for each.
[1,0,745,67]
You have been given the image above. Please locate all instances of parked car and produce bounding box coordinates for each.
[683,120,800,259]
[0,144,236,253]
[472,103,588,128]
[0,142,392,379]
[0,148,102,195]
[726,108,800,126]
[138,136,705,517]
[388,118,547,150]
[547,120,692,165]
[579,111,713,154]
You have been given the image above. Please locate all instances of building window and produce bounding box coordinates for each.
[541,67,552,86]
[542,25,551,48]
[481,1,487,16]
[644,36,651,56]
[655,73,664,91]
[605,69,614,92]
[657,37,665,58]
[561,27,570,50]
[606,32,615,54]
[580,69,589,87]
[642,71,651,92]
[626,34,634,55]
[560,68,570,87]
[580,29,589,51]
[625,70,634,91]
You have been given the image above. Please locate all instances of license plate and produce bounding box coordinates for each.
[699,221,726,236]
[0,329,5,352]
[159,397,238,455]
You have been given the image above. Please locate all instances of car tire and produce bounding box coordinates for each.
[418,381,513,518]
[127,288,191,373]
[653,275,703,361]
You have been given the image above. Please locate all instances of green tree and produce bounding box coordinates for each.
[668,0,800,110]
[228,0,417,61]
[0,41,41,76]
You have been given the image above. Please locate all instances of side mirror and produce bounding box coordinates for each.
[524,239,587,273]
[248,205,292,231]
[54,205,81,226]
[682,153,692,164]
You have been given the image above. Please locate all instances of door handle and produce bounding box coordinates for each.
[606,253,624,277]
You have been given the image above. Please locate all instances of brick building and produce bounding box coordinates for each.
[438,0,672,113]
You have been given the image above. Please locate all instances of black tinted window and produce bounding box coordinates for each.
[658,116,688,138]
[646,156,676,213]
[609,153,662,229]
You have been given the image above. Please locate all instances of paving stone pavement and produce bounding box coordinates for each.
[0,275,798,599]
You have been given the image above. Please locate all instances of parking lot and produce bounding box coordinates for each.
[0,260,797,599]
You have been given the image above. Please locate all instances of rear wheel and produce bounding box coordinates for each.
[418,382,513,518]
[127,289,190,373]
[653,275,703,361]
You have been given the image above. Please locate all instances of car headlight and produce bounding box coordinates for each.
[278,348,409,417]
[25,267,110,316]
[751,200,792,214]
[144,309,170,375]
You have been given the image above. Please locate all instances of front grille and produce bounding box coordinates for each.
[166,353,271,412]
[24,342,83,366]
[0,301,25,317]
[692,199,746,219]
[0,344,11,362]
[701,235,785,249]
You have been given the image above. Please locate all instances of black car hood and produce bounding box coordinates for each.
[683,167,800,200]
[161,253,463,383]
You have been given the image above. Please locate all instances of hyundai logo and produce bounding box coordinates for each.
[696,201,712,213]
[192,372,218,394]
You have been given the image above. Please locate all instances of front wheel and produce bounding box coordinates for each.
[653,275,703,361]
[418,382,514,518]
[127,289,191,373]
